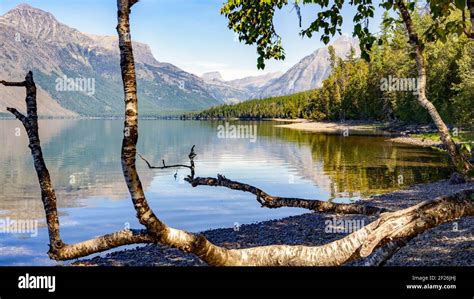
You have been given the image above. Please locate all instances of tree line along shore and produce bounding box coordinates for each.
[190,12,472,130]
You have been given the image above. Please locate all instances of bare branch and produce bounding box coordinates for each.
[138,145,196,185]
[465,0,474,39]
[7,70,473,266]
[138,153,192,170]
[117,0,169,238]
[185,174,386,215]
[6,107,27,125]
[0,80,26,87]
[138,145,385,215]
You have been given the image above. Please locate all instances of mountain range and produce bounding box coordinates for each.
[200,35,359,99]
[0,4,358,117]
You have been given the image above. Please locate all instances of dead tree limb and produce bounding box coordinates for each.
[138,145,196,177]
[138,154,192,170]
[138,148,386,215]
[186,175,387,215]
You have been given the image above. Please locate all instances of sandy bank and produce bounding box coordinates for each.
[274,121,392,136]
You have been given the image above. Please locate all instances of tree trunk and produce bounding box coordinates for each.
[2,73,156,260]
[117,0,167,237]
[468,0,474,37]
[397,0,472,173]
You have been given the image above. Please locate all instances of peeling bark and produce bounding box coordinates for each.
[396,0,472,173]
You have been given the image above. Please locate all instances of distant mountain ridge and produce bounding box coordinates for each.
[201,71,284,104]
[0,4,360,117]
[199,35,359,100]
[256,35,360,98]
[0,4,241,116]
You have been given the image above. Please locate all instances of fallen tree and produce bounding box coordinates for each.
[1,0,473,266]
[138,149,387,216]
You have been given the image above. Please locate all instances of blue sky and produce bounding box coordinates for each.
[0,0,386,80]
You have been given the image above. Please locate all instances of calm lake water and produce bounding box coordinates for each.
[0,119,451,265]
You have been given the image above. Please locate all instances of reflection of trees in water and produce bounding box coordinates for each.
[255,123,452,198]
[0,119,452,221]
[190,120,451,198]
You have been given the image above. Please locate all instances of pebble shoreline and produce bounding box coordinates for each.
[74,180,473,267]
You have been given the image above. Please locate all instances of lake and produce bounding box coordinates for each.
[0,119,451,265]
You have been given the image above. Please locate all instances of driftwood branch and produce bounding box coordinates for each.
[186,175,387,215]
[0,80,27,87]
[139,147,386,216]
[396,0,473,173]
[138,145,195,171]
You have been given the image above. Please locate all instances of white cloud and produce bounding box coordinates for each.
[180,61,229,70]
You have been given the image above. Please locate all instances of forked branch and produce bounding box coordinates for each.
[138,145,196,178]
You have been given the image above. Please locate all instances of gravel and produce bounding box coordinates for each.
[73,180,474,267]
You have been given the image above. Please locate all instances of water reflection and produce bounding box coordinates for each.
[0,119,451,265]
[0,119,451,222]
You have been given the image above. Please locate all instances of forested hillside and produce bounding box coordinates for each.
[195,11,473,127]
[191,90,314,119]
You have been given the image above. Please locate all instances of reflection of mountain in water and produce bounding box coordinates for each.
[0,120,155,221]
[0,120,451,222]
